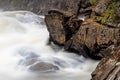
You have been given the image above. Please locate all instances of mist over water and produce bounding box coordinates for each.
[0,11,98,80]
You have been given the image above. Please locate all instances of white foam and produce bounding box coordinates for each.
[0,11,98,80]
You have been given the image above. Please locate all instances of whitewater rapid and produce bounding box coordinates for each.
[0,11,98,80]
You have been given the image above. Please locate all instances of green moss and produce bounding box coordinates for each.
[96,1,118,25]
[90,0,97,6]
[96,9,117,24]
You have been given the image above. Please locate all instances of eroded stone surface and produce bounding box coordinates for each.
[66,19,120,58]
[45,9,82,45]
[91,47,120,80]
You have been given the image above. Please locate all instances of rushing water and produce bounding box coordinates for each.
[0,11,98,80]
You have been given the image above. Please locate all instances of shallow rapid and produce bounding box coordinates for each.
[0,11,98,80]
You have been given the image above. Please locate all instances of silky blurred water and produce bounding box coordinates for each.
[0,11,98,80]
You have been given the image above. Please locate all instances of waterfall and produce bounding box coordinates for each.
[0,11,98,80]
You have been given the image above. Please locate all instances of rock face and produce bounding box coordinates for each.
[66,19,120,58]
[91,46,120,80]
[45,9,82,45]
[45,0,120,59]
[45,10,120,58]
[93,0,120,28]
[0,0,81,15]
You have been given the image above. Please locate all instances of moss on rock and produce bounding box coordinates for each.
[95,1,118,26]
[89,0,97,6]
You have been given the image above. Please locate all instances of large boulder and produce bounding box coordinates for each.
[65,19,120,58]
[45,0,120,59]
[45,10,66,45]
[91,46,120,80]
[45,9,82,45]
[18,49,59,72]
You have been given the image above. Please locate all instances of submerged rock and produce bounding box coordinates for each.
[18,50,59,72]
[29,62,59,72]
[45,8,120,58]
[91,47,120,80]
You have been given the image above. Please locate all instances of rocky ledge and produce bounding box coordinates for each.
[45,0,120,79]
[45,9,120,59]
[92,45,120,80]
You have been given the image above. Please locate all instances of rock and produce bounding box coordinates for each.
[29,62,59,72]
[77,0,92,18]
[65,19,120,58]
[45,10,66,45]
[0,0,94,18]
[18,49,59,72]
[92,0,120,28]
[94,0,108,15]
[91,47,120,80]
[48,9,73,17]
[0,0,82,15]
[45,9,82,45]
[97,44,120,58]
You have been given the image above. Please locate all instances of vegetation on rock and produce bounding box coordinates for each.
[89,0,97,6]
[95,1,118,26]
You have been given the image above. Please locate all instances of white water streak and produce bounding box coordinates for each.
[0,11,98,80]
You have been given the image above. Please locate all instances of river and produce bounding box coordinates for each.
[0,11,98,80]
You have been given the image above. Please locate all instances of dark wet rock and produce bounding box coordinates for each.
[77,0,92,18]
[29,62,59,72]
[91,47,120,80]
[65,19,120,58]
[97,44,120,58]
[48,9,74,17]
